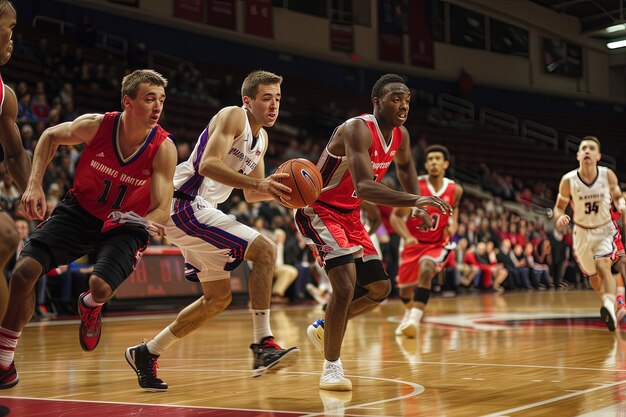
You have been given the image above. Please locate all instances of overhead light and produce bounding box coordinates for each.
[607,39,626,49]
[606,23,626,33]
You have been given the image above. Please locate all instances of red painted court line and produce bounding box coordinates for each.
[0,397,303,417]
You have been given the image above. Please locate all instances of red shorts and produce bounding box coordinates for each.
[396,242,450,288]
[294,203,379,264]
[615,228,625,260]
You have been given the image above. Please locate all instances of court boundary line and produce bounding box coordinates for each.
[0,372,424,417]
[479,378,626,417]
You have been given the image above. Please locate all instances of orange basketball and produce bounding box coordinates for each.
[274,158,323,209]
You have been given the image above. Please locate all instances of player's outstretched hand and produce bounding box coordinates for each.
[556,214,571,230]
[21,183,47,221]
[146,220,166,238]
[107,211,165,238]
[411,208,433,231]
[259,172,292,202]
[414,196,451,214]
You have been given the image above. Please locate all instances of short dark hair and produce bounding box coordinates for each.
[580,135,601,151]
[425,144,449,161]
[371,73,407,101]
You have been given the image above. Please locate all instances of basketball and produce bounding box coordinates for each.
[274,158,323,209]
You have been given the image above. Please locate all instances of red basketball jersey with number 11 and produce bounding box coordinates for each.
[407,176,455,244]
[71,112,171,221]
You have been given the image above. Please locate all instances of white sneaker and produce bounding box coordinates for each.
[320,360,352,391]
[307,318,325,356]
[601,301,617,332]
[399,317,419,338]
[395,319,406,336]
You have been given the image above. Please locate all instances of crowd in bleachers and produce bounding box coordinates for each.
[1,21,602,318]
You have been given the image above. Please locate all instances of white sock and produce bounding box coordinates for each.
[82,292,104,308]
[252,309,272,343]
[402,309,411,322]
[147,326,180,356]
[603,293,616,306]
[409,307,424,322]
[0,327,21,368]
[324,358,342,369]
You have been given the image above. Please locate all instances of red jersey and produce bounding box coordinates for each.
[378,205,395,234]
[315,114,402,211]
[406,176,455,244]
[71,112,171,221]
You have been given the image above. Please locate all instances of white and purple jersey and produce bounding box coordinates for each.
[173,106,266,208]
[166,106,265,281]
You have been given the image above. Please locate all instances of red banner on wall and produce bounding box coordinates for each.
[245,0,273,38]
[173,0,207,23]
[408,0,434,68]
[207,0,236,30]
[330,23,354,53]
[379,33,404,63]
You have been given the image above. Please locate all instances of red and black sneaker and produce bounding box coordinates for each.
[78,291,103,351]
[0,362,18,389]
[250,336,299,378]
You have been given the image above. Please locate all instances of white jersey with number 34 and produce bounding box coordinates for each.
[565,166,612,228]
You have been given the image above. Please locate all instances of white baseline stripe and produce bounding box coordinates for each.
[479,379,626,417]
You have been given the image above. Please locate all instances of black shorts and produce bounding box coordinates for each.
[21,194,150,291]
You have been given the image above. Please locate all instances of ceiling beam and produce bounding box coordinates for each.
[553,0,594,10]
[580,7,622,22]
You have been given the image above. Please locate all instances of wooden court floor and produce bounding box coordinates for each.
[1,290,626,416]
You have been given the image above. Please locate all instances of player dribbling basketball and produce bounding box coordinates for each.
[125,70,299,392]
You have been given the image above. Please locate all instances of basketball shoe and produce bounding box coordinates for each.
[250,336,300,378]
[398,316,419,338]
[78,290,102,351]
[395,310,410,336]
[0,362,18,390]
[601,299,618,332]
[320,359,352,391]
[125,342,168,392]
[307,318,325,356]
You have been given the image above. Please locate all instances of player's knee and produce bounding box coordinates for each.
[202,291,231,314]
[249,235,276,266]
[367,278,391,301]
[89,276,114,302]
[399,286,413,299]
[9,260,41,292]
[418,262,436,285]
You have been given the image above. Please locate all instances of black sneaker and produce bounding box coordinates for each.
[0,361,18,390]
[250,336,300,378]
[125,343,168,392]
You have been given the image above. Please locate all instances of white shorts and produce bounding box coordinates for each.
[573,222,619,277]
[166,197,260,282]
